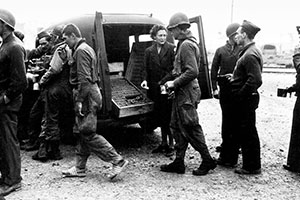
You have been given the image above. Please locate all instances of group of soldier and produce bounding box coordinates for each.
[0,8,128,197]
[1,7,300,198]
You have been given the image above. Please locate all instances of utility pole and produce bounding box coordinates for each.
[231,0,234,23]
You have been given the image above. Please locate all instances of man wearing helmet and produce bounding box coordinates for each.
[210,23,241,167]
[160,12,216,176]
[0,9,28,196]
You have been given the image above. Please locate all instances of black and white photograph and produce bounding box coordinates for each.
[0,0,300,199]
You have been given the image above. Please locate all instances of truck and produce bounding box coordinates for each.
[37,12,212,132]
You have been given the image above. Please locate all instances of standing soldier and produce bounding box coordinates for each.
[0,9,28,196]
[32,26,75,162]
[229,20,262,175]
[160,12,216,176]
[22,31,54,152]
[210,23,241,166]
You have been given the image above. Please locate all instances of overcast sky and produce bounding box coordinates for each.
[2,0,299,52]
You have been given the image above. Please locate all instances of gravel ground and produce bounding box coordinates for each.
[5,71,300,200]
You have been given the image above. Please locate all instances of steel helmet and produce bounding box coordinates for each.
[167,12,190,30]
[226,23,240,38]
[0,9,15,30]
[50,25,63,38]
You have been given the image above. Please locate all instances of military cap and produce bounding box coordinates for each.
[241,20,260,38]
[14,30,24,41]
[37,31,50,40]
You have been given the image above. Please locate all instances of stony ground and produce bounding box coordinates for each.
[5,71,300,200]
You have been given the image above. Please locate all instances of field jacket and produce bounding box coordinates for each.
[230,42,263,97]
[0,33,27,101]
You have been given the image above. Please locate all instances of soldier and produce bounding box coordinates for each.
[27,31,52,60]
[160,12,216,176]
[0,9,28,196]
[23,29,67,152]
[210,23,241,167]
[229,20,262,175]
[60,24,128,180]
[32,26,75,162]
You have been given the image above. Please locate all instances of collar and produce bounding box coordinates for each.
[2,32,13,44]
[177,30,194,41]
[73,38,86,51]
[239,41,255,55]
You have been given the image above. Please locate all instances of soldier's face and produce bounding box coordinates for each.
[62,33,76,49]
[235,27,245,46]
[169,27,180,40]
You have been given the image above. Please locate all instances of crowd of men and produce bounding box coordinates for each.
[4,7,299,198]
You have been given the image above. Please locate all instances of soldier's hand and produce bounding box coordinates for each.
[286,86,294,93]
[141,80,149,90]
[224,73,233,81]
[165,81,174,89]
[75,102,84,117]
[57,45,67,61]
[213,90,219,99]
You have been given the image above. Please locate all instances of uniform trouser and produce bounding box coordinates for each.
[171,124,213,163]
[170,101,213,163]
[287,97,300,170]
[219,86,233,146]
[40,84,74,142]
[27,91,46,143]
[17,89,38,141]
[75,133,123,169]
[74,83,122,169]
[0,95,23,186]
[231,94,261,170]
[218,87,237,163]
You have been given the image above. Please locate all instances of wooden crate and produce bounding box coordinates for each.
[110,77,154,118]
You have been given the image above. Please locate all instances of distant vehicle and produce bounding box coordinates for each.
[262,44,277,59]
[37,12,212,131]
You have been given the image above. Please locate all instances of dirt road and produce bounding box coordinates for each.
[5,72,300,200]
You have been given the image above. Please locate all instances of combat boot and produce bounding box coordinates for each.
[47,140,63,160]
[160,158,185,174]
[32,141,49,162]
[192,159,217,176]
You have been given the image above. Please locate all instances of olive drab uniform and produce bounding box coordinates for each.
[70,39,124,169]
[169,31,215,168]
[211,41,240,163]
[0,32,28,186]
[32,43,75,161]
[229,42,263,172]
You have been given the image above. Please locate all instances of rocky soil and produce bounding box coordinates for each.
[5,71,300,200]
